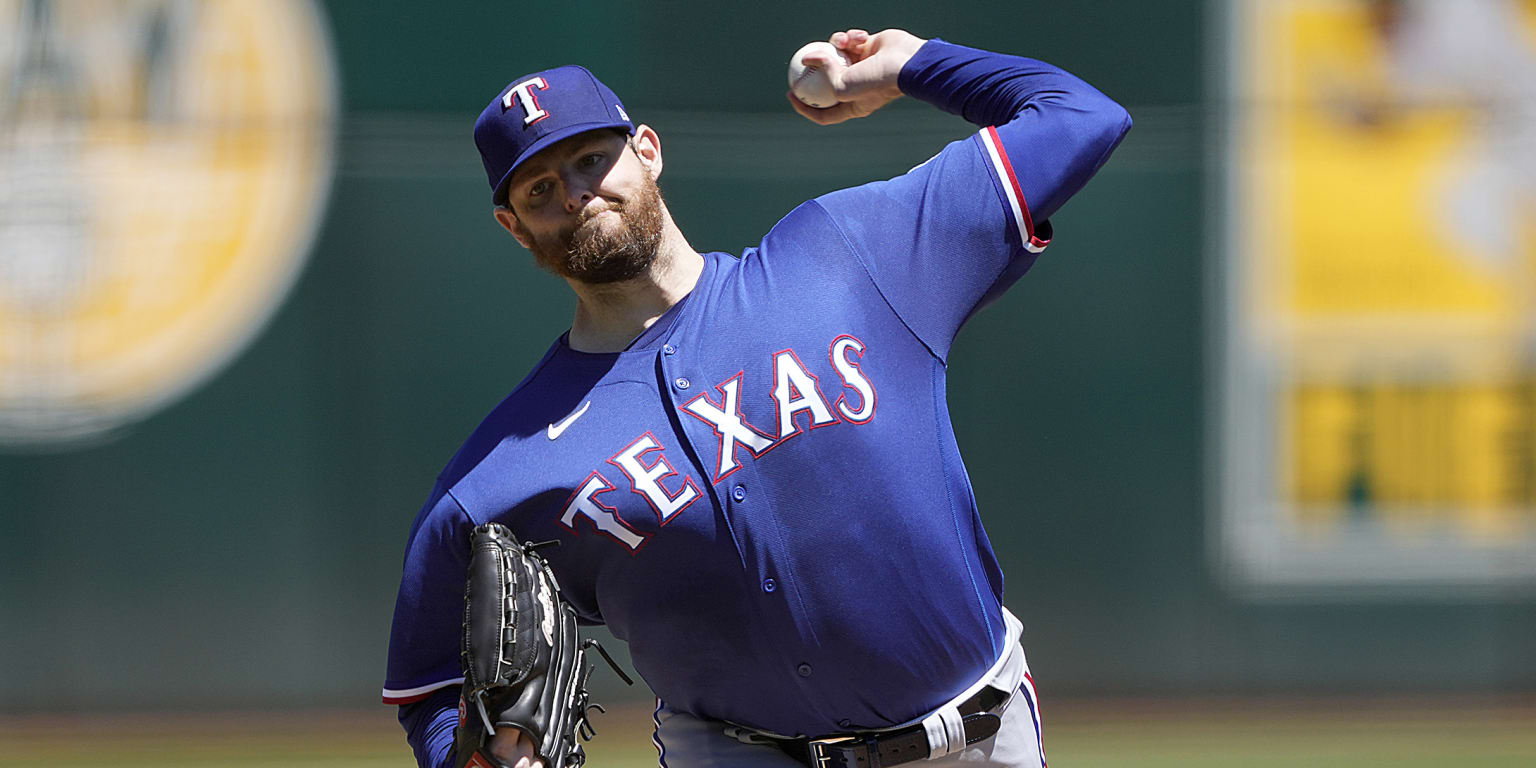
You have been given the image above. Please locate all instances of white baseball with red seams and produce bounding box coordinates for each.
[787,41,851,108]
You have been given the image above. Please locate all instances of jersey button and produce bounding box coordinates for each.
[732,485,746,502]
[838,719,852,729]
[796,663,813,678]
[761,578,776,593]
[662,343,676,355]
[674,377,691,390]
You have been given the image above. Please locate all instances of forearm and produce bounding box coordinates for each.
[898,40,1131,222]
[897,39,1113,127]
[399,688,459,768]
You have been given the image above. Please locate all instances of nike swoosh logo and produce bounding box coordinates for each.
[547,400,591,440]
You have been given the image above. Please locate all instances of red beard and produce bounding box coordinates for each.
[528,171,665,284]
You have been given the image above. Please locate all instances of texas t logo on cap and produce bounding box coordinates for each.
[474,65,634,206]
[502,76,550,125]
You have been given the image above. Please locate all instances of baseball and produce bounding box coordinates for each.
[787,41,851,108]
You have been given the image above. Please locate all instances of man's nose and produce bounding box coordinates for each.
[563,180,593,214]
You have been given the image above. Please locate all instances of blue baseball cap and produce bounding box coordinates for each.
[474,65,635,207]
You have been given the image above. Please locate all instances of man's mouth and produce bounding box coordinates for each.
[564,210,614,246]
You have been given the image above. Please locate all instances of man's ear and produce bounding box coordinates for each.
[493,206,533,250]
[631,124,663,179]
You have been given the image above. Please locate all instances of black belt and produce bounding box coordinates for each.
[766,685,1010,768]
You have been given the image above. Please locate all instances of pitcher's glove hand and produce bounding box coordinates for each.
[453,524,631,768]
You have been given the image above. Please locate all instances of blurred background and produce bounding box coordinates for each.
[1,0,1533,766]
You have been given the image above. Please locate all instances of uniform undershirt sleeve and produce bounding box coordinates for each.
[399,687,459,768]
[897,39,1133,227]
[814,39,1130,360]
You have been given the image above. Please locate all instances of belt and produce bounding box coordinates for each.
[759,685,1010,768]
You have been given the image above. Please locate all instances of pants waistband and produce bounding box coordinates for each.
[726,608,1029,765]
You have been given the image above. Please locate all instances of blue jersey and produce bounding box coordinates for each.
[385,40,1130,767]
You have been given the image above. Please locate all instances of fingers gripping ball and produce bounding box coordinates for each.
[454,524,631,768]
[788,41,851,108]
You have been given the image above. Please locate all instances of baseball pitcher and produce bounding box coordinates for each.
[383,28,1130,768]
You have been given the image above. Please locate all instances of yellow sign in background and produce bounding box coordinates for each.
[1226,0,1536,589]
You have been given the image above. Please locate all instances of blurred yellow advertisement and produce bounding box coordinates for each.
[1219,0,1536,593]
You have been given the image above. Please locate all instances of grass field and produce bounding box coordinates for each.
[3,696,1533,767]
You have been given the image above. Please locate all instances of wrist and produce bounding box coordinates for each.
[896,32,929,62]
[888,34,928,98]
[896,37,947,99]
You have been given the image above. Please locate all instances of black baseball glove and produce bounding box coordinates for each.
[454,523,630,768]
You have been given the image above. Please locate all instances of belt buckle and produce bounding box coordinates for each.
[807,735,857,768]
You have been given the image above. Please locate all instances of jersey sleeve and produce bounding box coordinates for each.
[814,39,1131,360]
[382,485,475,706]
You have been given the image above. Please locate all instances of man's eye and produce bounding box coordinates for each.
[579,152,604,168]
[528,180,552,197]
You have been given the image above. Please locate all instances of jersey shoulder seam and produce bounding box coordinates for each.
[805,198,947,364]
[442,486,478,526]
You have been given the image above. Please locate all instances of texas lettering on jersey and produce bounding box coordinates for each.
[559,333,877,553]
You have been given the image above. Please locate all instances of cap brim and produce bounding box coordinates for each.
[492,120,635,206]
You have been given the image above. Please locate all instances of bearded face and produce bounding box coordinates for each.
[522,167,665,285]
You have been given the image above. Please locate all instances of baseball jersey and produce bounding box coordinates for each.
[386,40,1130,767]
